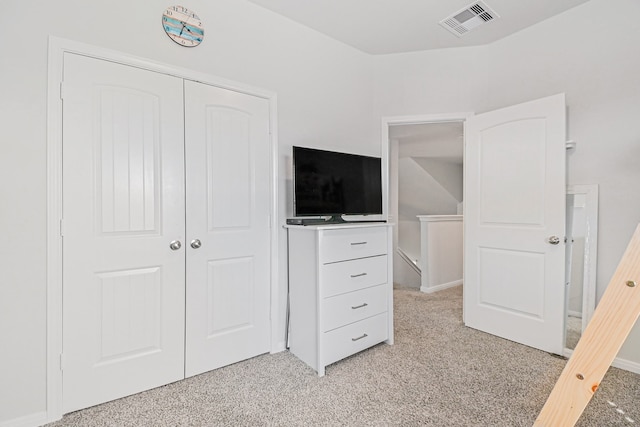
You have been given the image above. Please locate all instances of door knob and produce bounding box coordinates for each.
[169,240,182,250]
[190,239,202,249]
[548,236,561,245]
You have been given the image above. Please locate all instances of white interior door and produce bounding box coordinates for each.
[184,81,271,377]
[62,53,186,412]
[464,93,566,355]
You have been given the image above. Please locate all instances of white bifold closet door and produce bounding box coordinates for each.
[62,53,271,413]
[183,80,271,377]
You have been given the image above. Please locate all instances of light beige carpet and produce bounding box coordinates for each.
[47,286,640,426]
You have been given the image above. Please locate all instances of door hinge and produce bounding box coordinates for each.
[59,219,64,237]
[59,82,65,100]
[59,353,65,371]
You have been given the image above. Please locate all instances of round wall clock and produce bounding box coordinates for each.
[162,5,204,47]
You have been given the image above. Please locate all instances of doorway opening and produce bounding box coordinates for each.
[383,114,469,293]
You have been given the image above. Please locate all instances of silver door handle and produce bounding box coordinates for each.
[548,236,560,245]
[190,239,202,249]
[169,240,182,251]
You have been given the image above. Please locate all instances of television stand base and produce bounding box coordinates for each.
[286,216,386,226]
[286,216,344,226]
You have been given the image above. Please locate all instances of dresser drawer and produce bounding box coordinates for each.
[323,313,388,366]
[320,227,387,263]
[322,284,388,332]
[321,255,387,297]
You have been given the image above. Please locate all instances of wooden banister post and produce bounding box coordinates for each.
[534,223,640,426]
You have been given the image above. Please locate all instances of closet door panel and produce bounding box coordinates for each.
[184,80,271,377]
[62,53,186,413]
[205,106,252,229]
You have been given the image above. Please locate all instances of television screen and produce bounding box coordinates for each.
[293,146,383,218]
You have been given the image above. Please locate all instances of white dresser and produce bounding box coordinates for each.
[285,223,394,376]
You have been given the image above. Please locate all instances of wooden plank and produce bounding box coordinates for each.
[534,223,640,426]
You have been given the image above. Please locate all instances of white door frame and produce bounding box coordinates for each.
[46,37,280,423]
[381,112,473,281]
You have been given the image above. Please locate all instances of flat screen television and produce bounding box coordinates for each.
[292,146,383,223]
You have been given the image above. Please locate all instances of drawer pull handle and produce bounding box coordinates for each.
[350,241,367,246]
[352,333,368,342]
[351,302,368,310]
[350,272,367,278]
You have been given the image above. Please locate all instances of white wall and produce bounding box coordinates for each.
[395,220,421,289]
[393,255,421,289]
[374,0,640,363]
[0,0,373,424]
[398,158,459,219]
[397,220,421,265]
[412,158,463,202]
[373,45,487,116]
[419,216,464,293]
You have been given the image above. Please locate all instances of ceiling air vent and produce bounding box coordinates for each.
[439,1,500,37]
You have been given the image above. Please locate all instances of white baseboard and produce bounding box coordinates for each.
[563,349,640,375]
[420,279,463,294]
[611,356,640,375]
[0,411,48,427]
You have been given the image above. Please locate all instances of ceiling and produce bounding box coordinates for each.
[246,0,591,54]
[390,122,464,164]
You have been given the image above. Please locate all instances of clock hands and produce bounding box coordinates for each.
[179,21,201,38]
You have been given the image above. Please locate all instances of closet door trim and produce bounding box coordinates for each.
[46,36,279,424]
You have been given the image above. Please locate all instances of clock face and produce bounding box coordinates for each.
[162,5,204,47]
